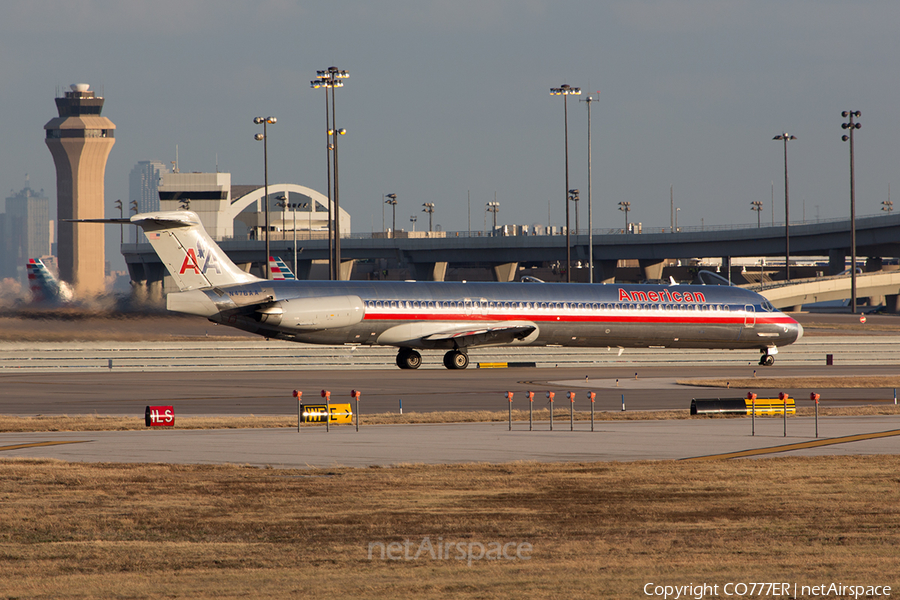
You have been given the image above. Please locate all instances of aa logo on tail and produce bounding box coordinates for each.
[179,241,222,275]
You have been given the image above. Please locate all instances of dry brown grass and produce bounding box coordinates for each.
[0,456,897,598]
[3,404,899,433]
[679,375,900,389]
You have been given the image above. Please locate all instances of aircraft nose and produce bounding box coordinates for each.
[787,319,803,342]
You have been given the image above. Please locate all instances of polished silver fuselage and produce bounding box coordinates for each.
[189,280,802,352]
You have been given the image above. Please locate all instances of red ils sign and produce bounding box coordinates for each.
[145,405,175,427]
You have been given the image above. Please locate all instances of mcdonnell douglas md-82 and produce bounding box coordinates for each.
[116,211,803,369]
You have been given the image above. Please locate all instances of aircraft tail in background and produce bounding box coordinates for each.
[132,211,260,291]
[26,258,74,304]
[268,256,296,280]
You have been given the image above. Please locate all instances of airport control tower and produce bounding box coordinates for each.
[44,83,116,297]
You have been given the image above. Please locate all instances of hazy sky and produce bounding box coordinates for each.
[2,1,899,271]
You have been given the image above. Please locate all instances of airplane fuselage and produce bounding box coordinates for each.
[124,210,801,370]
[174,279,801,359]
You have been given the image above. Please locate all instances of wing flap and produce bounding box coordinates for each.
[378,321,538,348]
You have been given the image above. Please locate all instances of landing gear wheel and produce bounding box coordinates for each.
[397,349,422,370]
[759,354,775,367]
[443,350,469,370]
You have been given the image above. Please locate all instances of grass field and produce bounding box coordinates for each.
[0,456,898,599]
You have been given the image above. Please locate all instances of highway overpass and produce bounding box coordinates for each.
[121,211,900,307]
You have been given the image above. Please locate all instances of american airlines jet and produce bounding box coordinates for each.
[126,211,802,369]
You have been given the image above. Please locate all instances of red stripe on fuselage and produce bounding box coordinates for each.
[361,312,795,326]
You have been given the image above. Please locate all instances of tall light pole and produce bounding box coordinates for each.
[670,185,674,233]
[288,200,304,274]
[276,196,288,241]
[130,200,138,248]
[385,194,397,238]
[773,133,796,282]
[409,215,417,232]
[675,207,681,232]
[311,67,349,280]
[551,84,581,282]
[568,189,580,234]
[582,93,597,282]
[113,199,123,245]
[422,202,435,232]
[842,111,861,314]
[618,201,631,232]
[751,200,763,228]
[254,116,276,279]
[486,201,499,231]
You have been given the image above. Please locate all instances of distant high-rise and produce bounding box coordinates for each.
[128,160,169,243]
[1,181,50,284]
[44,83,116,297]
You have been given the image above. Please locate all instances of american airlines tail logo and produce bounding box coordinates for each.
[179,240,222,275]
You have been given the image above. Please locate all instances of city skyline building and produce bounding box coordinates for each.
[1,181,50,285]
[128,160,169,243]
[44,83,116,297]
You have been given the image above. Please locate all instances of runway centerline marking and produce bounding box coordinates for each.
[0,440,91,452]
[684,429,900,461]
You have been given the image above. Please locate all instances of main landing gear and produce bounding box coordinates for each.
[396,348,422,370]
[395,348,470,370]
[759,348,776,366]
[442,349,469,370]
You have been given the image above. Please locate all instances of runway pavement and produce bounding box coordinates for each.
[1,415,898,467]
[0,364,898,416]
[2,334,900,372]
[1,314,898,467]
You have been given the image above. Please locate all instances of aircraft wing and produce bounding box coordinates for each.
[374,321,536,349]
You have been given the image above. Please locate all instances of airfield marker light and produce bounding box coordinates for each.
[621,394,625,412]
[811,392,820,438]
[351,390,361,431]
[547,392,555,431]
[294,390,303,432]
[321,390,331,432]
[779,392,788,437]
[506,392,514,431]
[527,391,535,431]
[748,392,757,435]
[567,392,575,431]
[587,391,596,431]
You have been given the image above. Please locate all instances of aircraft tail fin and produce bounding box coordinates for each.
[269,256,296,280]
[132,211,261,291]
[26,258,74,304]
